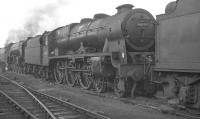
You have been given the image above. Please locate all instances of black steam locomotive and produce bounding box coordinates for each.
[5,4,156,98]
[2,0,200,109]
[48,4,155,96]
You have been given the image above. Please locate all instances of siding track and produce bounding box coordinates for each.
[0,75,111,119]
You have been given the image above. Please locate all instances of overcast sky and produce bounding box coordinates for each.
[0,0,174,48]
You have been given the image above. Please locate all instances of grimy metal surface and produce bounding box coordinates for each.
[48,4,155,56]
[155,0,200,72]
[40,31,50,66]
[0,75,111,119]
[25,35,43,65]
[0,48,5,62]
[9,41,23,57]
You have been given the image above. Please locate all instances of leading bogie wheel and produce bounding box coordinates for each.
[94,77,107,93]
[66,70,76,87]
[79,72,93,90]
[53,62,65,84]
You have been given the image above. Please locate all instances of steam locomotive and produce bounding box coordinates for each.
[4,4,156,98]
[2,0,200,109]
[48,4,155,97]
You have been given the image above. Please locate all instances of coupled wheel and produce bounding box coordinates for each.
[53,62,65,84]
[10,64,13,71]
[15,65,18,73]
[13,64,17,72]
[37,67,42,78]
[53,67,61,83]
[11,64,14,72]
[22,65,25,74]
[18,65,22,74]
[32,66,37,78]
[39,68,46,79]
[94,77,107,93]
[12,64,15,72]
[21,64,25,74]
[29,65,32,74]
[15,64,18,73]
[79,72,93,90]
[32,65,36,75]
[44,68,49,80]
[27,65,31,74]
[17,65,20,73]
[66,70,76,87]
[19,65,22,74]
[24,65,27,73]
[26,65,29,73]
[33,66,39,78]
[15,65,17,73]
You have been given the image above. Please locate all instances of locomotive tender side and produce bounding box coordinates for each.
[156,0,200,72]
[4,43,14,69]
[0,48,5,63]
[24,32,49,66]
[8,41,24,73]
[25,35,42,65]
[9,41,24,59]
[23,32,49,78]
[155,0,200,109]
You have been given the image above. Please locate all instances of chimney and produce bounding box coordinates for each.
[80,18,92,23]
[116,4,134,14]
[27,37,32,40]
[93,13,109,20]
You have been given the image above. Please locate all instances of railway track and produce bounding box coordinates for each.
[0,91,25,119]
[0,75,111,119]
[28,88,110,119]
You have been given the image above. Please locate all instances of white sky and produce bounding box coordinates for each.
[0,0,174,48]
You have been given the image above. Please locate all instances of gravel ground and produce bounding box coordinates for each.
[1,71,186,119]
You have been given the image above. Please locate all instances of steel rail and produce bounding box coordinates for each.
[0,74,111,119]
[0,90,39,119]
[0,75,58,119]
[28,88,111,119]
